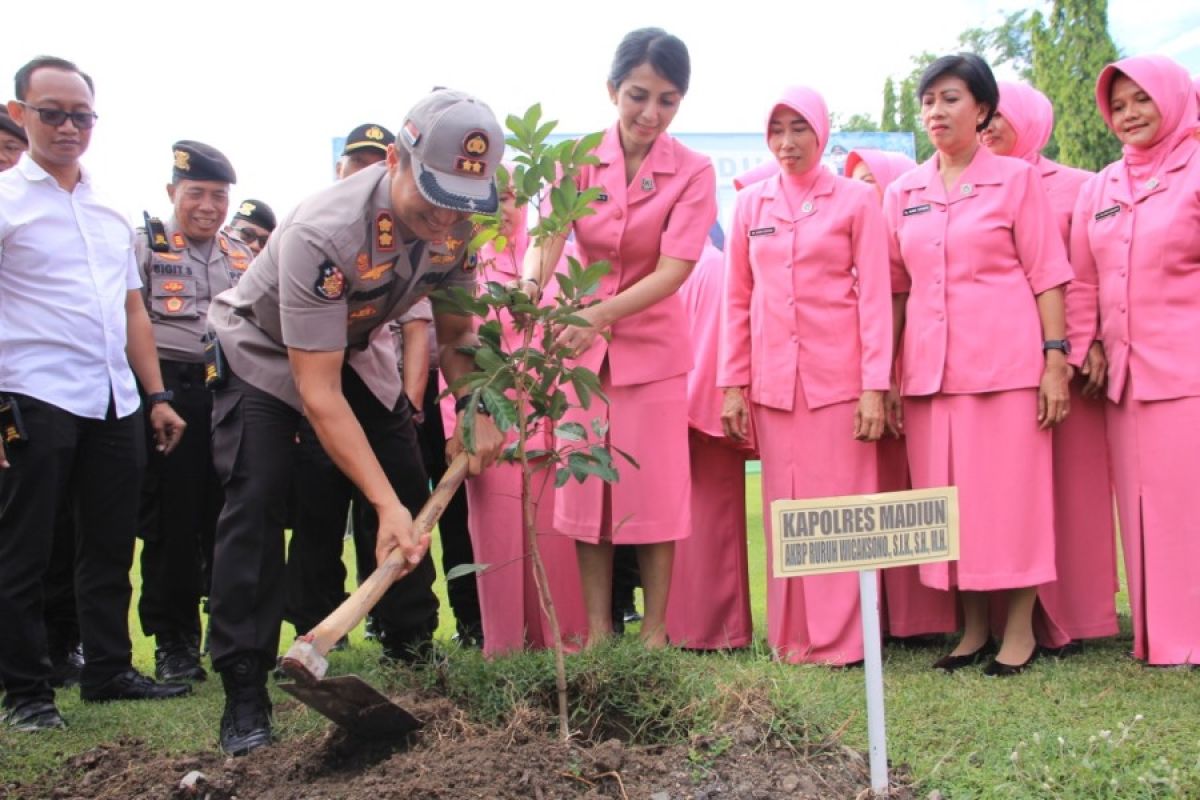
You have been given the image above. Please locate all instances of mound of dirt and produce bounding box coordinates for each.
[8,694,913,799]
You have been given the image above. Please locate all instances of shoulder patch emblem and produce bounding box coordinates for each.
[376,212,396,252]
[314,262,347,301]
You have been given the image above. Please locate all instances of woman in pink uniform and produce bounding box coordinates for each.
[1067,55,1200,666]
[443,183,588,657]
[665,237,753,650]
[979,82,1118,649]
[884,54,1074,676]
[719,86,892,666]
[520,28,717,648]
[845,149,960,644]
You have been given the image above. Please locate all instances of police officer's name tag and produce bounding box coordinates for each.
[903,204,932,217]
[1094,205,1121,222]
[749,226,776,237]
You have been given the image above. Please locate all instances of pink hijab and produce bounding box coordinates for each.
[1096,55,1198,180]
[996,81,1054,163]
[768,85,830,183]
[843,149,917,191]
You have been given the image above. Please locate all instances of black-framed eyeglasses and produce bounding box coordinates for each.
[18,102,98,129]
[231,226,269,247]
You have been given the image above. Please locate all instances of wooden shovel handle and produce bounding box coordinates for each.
[303,452,470,658]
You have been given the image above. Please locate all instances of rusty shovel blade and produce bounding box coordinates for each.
[277,675,422,738]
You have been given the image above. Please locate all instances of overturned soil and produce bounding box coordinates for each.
[7,694,914,799]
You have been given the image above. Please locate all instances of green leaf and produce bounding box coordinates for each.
[468,227,499,254]
[473,346,505,373]
[555,421,588,441]
[573,130,604,161]
[555,467,571,488]
[571,372,592,408]
[506,113,530,141]
[482,387,517,433]
[612,444,640,469]
[533,120,557,145]
[590,418,609,438]
[446,563,490,581]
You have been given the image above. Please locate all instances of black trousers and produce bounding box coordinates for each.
[208,368,437,672]
[415,370,481,637]
[0,394,145,706]
[43,503,80,657]
[137,360,222,642]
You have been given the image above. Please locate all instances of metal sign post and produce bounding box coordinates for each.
[770,486,961,799]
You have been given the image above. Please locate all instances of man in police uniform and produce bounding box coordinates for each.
[225,199,276,256]
[136,141,254,684]
[206,89,505,755]
[337,122,394,179]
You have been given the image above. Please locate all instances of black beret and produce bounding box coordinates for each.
[172,140,237,183]
[0,108,27,144]
[233,198,277,231]
[342,123,395,156]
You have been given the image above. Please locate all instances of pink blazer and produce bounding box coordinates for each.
[571,124,718,387]
[1037,157,1093,247]
[718,170,892,411]
[884,147,1073,396]
[1067,137,1200,402]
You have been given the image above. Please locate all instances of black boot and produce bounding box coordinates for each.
[155,633,206,682]
[218,655,272,756]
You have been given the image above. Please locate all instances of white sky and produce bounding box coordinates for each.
[4,0,1197,222]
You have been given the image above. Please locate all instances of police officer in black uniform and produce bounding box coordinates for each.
[205,89,505,755]
[136,141,254,683]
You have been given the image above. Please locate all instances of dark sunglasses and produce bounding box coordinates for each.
[231,226,269,247]
[18,102,98,129]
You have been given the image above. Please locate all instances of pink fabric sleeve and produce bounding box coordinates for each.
[660,162,718,262]
[1013,167,1074,295]
[851,186,894,391]
[882,184,911,293]
[717,193,754,388]
[1065,180,1101,367]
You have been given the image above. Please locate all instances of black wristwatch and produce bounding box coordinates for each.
[454,393,491,416]
[146,390,175,406]
[1042,339,1071,356]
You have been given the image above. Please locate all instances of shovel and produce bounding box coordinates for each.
[277,451,470,737]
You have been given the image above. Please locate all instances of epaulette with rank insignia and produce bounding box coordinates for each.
[143,212,171,253]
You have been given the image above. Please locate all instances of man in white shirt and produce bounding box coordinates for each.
[0,56,191,732]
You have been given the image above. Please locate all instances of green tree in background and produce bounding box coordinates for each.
[898,52,937,162]
[959,10,1036,82]
[1031,0,1122,171]
[881,78,899,132]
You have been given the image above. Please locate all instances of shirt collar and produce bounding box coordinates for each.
[595,123,677,175]
[16,152,91,187]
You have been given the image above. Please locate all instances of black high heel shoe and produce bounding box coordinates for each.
[984,646,1039,677]
[932,638,997,672]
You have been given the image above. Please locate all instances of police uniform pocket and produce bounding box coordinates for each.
[151,275,199,318]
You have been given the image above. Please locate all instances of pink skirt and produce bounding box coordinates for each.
[905,391,1057,591]
[876,434,959,638]
[755,389,878,665]
[1107,389,1200,665]
[665,431,753,649]
[1038,381,1119,640]
[554,372,691,545]
[467,459,588,657]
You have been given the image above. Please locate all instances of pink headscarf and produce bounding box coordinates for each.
[843,149,917,192]
[995,81,1054,162]
[1095,55,1198,180]
[767,85,830,183]
[732,160,778,190]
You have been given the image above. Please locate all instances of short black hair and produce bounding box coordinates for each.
[608,28,691,95]
[917,53,998,132]
[14,56,95,102]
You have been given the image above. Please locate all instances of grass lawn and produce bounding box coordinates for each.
[2,474,1198,798]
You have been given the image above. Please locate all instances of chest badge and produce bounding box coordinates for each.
[172,232,187,250]
[960,183,973,195]
[801,201,814,213]
[902,204,932,217]
[748,226,776,237]
[165,297,185,314]
[314,262,347,301]
[1094,205,1121,222]
[1146,178,1159,190]
[641,177,655,192]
